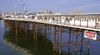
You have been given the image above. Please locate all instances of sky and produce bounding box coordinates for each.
[0,0,100,13]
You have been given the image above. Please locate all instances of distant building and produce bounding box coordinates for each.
[44,10,48,14]
[11,12,15,15]
[41,11,44,14]
[77,11,81,14]
[49,10,53,14]
[72,11,76,14]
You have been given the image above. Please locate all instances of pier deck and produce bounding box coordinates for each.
[3,18,100,31]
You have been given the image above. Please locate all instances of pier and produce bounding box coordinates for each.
[3,14,100,55]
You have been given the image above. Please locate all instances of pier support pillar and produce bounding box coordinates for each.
[12,22,15,33]
[81,30,84,51]
[59,26,62,55]
[36,23,37,40]
[15,21,17,36]
[19,22,21,30]
[33,23,35,38]
[33,22,38,40]
[68,28,71,54]
[50,24,51,40]
[75,36,77,55]
[28,23,30,30]
[25,23,27,35]
[47,24,49,39]
[45,24,46,37]
[57,26,59,46]
[88,39,90,55]
[19,22,21,33]
[53,25,56,51]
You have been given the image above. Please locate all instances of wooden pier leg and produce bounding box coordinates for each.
[81,30,84,50]
[25,23,28,40]
[36,23,37,40]
[53,25,56,51]
[33,23,36,39]
[25,23,27,35]
[20,22,21,30]
[88,39,90,55]
[15,21,17,36]
[33,23,36,46]
[80,30,84,55]
[9,22,11,27]
[28,23,29,30]
[59,26,62,55]
[12,22,14,33]
[11,21,12,27]
[57,26,59,46]
[68,28,71,54]
[47,24,49,39]
[19,22,21,33]
[45,24,46,37]
[33,23,34,38]
[47,24,49,46]
[33,23,37,54]
[75,36,77,55]
[49,24,51,41]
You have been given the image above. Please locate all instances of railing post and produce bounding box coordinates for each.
[69,17,70,25]
[60,17,61,24]
[80,17,81,27]
[74,18,75,26]
[87,18,88,28]
[95,18,97,29]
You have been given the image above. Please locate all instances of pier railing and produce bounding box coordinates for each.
[4,17,100,30]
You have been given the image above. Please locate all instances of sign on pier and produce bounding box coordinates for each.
[84,31,97,40]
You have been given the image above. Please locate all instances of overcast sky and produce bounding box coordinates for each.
[0,0,100,13]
